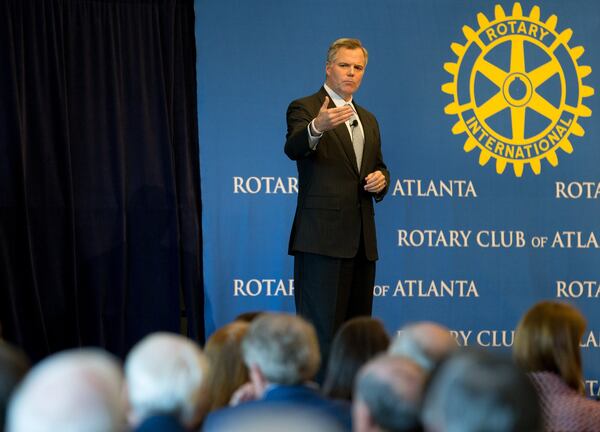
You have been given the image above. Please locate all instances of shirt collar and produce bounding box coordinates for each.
[324,83,354,108]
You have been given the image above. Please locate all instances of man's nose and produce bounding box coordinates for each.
[347,66,355,75]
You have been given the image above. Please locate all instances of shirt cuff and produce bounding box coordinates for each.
[307,119,323,150]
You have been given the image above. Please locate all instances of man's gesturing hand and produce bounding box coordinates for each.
[313,96,355,132]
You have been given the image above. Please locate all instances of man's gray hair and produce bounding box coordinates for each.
[242,313,320,385]
[125,332,208,427]
[389,322,457,371]
[355,355,425,432]
[422,350,543,432]
[6,348,125,432]
[326,38,368,65]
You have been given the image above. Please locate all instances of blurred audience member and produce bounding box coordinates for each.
[234,311,263,323]
[6,348,125,432]
[0,342,29,432]
[323,317,389,401]
[204,313,351,431]
[125,332,208,431]
[389,322,457,372]
[514,301,600,431]
[204,321,249,411]
[353,354,425,432]
[422,350,542,432]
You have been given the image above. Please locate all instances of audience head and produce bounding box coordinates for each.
[353,354,425,432]
[422,350,542,432]
[6,348,125,432]
[242,313,320,387]
[323,317,390,401]
[204,321,249,411]
[389,322,457,372]
[125,332,208,429]
[234,311,263,323]
[513,300,586,393]
[0,342,29,430]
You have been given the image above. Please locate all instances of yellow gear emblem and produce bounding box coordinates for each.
[443,3,593,177]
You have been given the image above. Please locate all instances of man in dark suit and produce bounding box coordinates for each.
[284,38,390,366]
[203,313,351,431]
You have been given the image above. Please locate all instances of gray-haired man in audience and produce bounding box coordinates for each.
[203,313,350,431]
[353,354,426,432]
[6,348,125,432]
[389,322,457,371]
[125,332,209,431]
[421,350,543,432]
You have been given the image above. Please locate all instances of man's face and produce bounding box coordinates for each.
[325,47,366,101]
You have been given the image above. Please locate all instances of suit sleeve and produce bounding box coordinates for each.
[284,100,317,161]
[372,117,390,203]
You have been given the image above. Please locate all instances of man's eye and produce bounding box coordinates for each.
[355,66,364,71]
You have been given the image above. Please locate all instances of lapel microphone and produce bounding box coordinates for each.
[350,119,358,127]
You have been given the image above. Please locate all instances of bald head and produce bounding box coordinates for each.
[353,355,426,432]
[7,349,125,432]
[389,322,457,371]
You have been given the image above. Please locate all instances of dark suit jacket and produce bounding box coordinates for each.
[133,414,186,432]
[202,384,351,431]
[285,87,389,261]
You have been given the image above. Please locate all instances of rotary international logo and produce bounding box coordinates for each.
[443,3,593,177]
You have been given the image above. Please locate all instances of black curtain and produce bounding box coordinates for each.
[0,0,204,360]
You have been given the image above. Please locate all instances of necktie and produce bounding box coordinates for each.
[348,105,364,170]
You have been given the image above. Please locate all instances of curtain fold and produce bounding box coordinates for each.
[0,0,203,360]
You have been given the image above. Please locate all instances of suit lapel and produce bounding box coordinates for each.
[333,123,360,176]
[317,88,360,176]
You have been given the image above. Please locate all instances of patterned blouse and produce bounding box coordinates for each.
[529,371,600,432]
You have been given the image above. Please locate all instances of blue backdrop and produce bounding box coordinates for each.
[196,0,600,396]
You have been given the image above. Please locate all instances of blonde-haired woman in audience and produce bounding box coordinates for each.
[513,301,600,432]
[204,320,250,412]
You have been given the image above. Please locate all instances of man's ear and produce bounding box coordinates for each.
[352,399,378,432]
[365,408,378,431]
[249,364,267,397]
[122,382,139,428]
